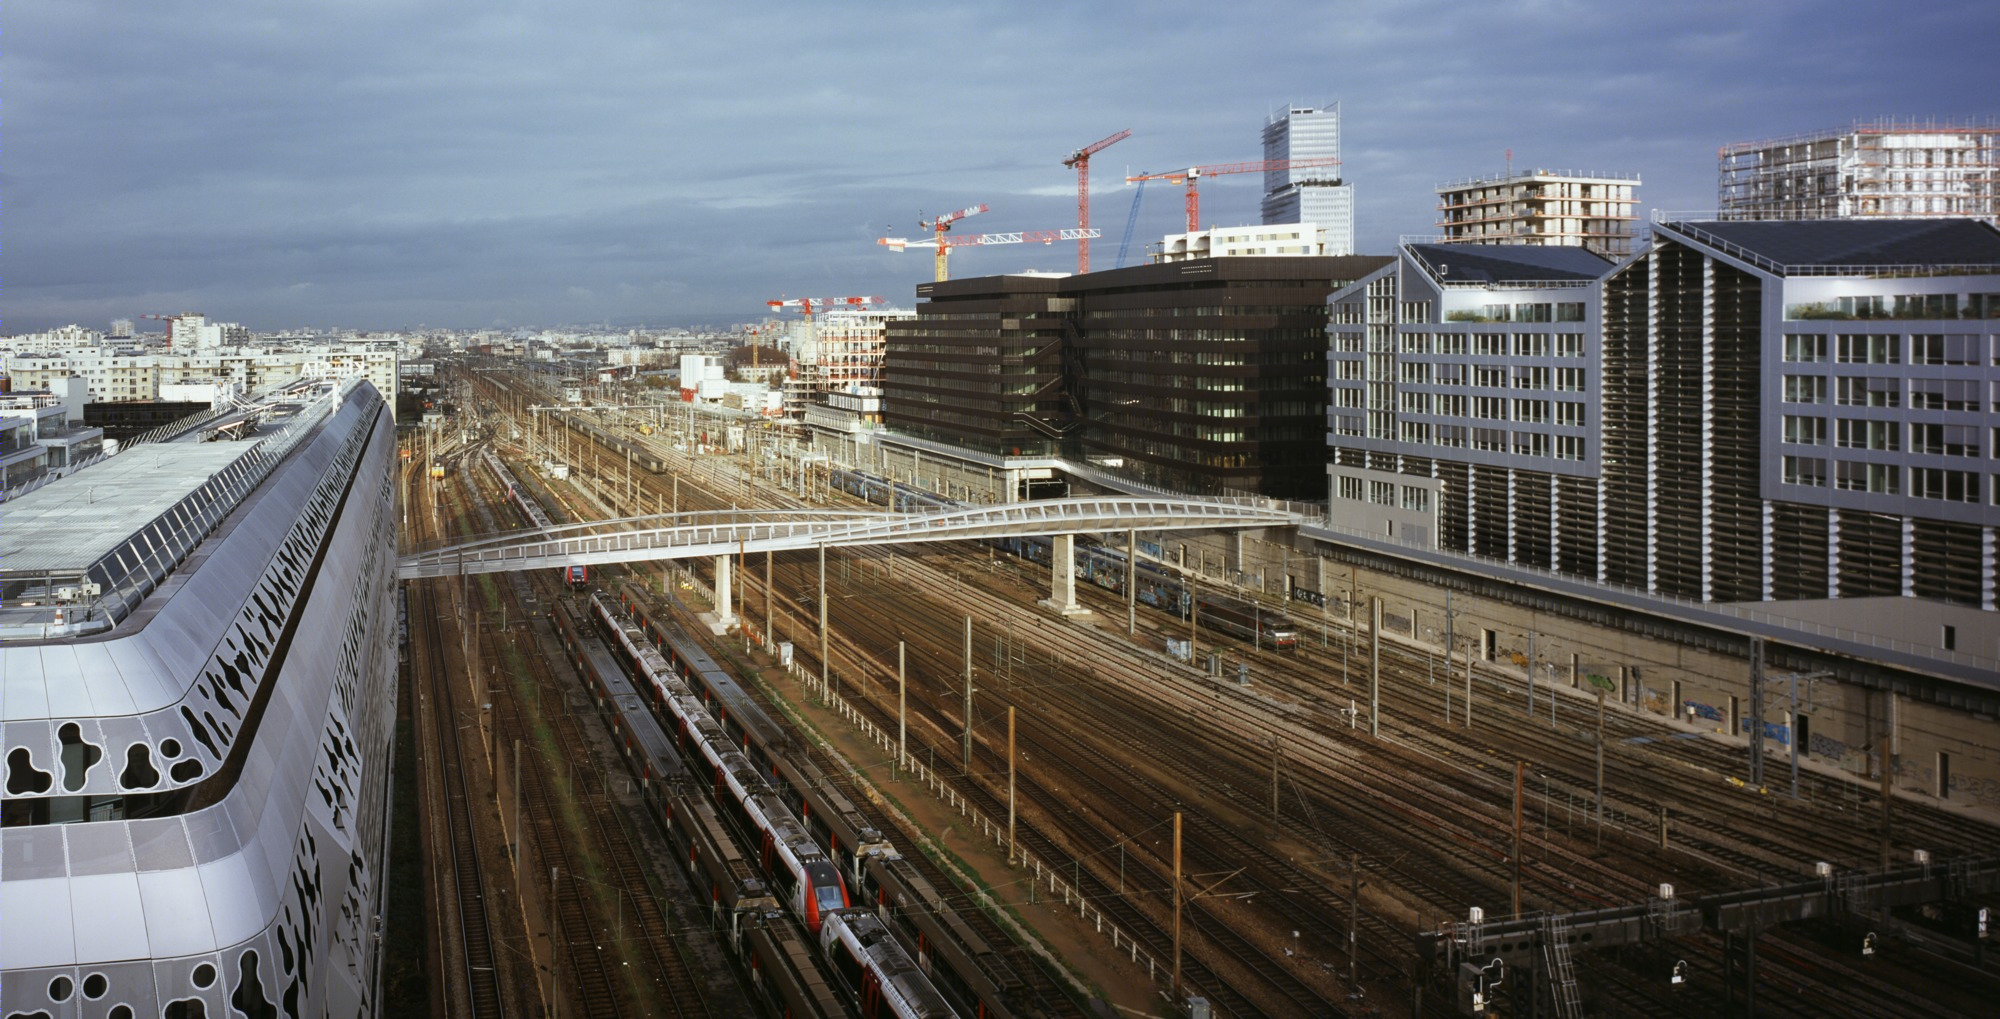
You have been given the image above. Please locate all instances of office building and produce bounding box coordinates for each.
[883,256,1391,498]
[1435,170,1642,258]
[1261,103,1355,255]
[1325,218,2000,609]
[0,377,400,1015]
[1325,242,1610,555]
[1719,119,2000,221]
[2,347,398,411]
[1153,223,1335,262]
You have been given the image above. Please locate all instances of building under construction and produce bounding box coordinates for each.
[1719,118,2000,220]
[1435,170,1642,257]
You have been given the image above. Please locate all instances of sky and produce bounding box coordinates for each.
[5,0,1998,334]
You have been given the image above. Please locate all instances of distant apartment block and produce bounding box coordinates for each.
[1719,119,2000,221]
[1,347,398,409]
[1326,218,2000,609]
[1436,170,1641,258]
[1261,103,1354,255]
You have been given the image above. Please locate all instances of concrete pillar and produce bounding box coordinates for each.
[714,553,736,631]
[1044,534,1089,616]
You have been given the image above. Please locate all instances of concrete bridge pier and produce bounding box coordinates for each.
[1042,534,1090,617]
[713,553,736,634]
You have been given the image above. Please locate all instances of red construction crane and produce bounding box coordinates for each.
[876,227,1102,281]
[1126,158,1341,234]
[765,296,887,319]
[1063,129,1130,274]
[908,204,990,282]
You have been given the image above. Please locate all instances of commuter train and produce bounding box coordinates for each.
[616,585,1028,1018]
[587,593,960,1017]
[483,447,593,590]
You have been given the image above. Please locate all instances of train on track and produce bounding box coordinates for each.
[483,447,593,591]
[576,591,962,1018]
[831,466,1300,650]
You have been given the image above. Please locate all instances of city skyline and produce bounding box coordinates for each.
[5,0,1998,332]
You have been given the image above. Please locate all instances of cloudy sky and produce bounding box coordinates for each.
[5,1,1997,333]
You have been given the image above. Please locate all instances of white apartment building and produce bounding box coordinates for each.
[1154,223,1334,261]
[1,348,397,410]
[1435,170,1642,258]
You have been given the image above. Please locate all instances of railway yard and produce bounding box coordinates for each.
[396,364,2000,1018]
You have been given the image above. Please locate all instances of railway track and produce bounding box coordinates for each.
[467,367,2000,1018]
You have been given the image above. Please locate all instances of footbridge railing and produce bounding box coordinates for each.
[396,497,1303,580]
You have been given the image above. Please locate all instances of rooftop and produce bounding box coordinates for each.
[1663,217,2000,271]
[1406,242,1612,284]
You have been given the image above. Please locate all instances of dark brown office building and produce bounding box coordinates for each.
[882,256,1391,498]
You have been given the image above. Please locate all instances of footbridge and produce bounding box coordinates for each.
[398,496,1305,618]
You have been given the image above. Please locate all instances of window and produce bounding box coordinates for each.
[1399,420,1431,444]
[1911,334,1978,365]
[1836,418,1898,451]
[1783,456,1827,487]
[1911,467,1979,502]
[1337,359,1363,380]
[1339,476,1362,500]
[1436,424,1467,448]
[1835,376,1896,407]
[1514,366,1549,390]
[1472,427,1506,451]
[1369,480,1396,505]
[1783,334,1827,362]
[1912,423,1981,457]
[1474,366,1508,388]
[1436,333,1467,355]
[1556,302,1586,323]
[1555,367,1585,392]
[1837,334,1900,364]
[1400,391,1431,414]
[1556,435,1585,461]
[1336,387,1363,408]
[1556,334,1584,358]
[1513,333,1549,357]
[1836,460,1899,494]
[1335,331,1364,353]
[1514,431,1549,457]
[1401,486,1431,512]
[1556,401,1584,426]
[1400,332,1431,354]
[1513,399,1549,423]
[1785,375,1828,404]
[1910,378,1977,412]
[1399,361,1432,384]
[1435,393,1467,417]
[1434,363,1465,386]
[1474,333,1507,356]
[1474,396,1508,420]
[1783,415,1826,445]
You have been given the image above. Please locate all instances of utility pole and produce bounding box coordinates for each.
[1172,811,1183,1001]
[1271,740,1282,826]
[1880,735,1893,872]
[1512,760,1525,916]
[962,616,974,773]
[1126,529,1137,635]
[897,641,907,781]
[1444,589,1455,717]
[1596,686,1607,843]
[1749,637,1765,788]
[1369,597,1381,737]
[1007,706,1017,866]
[1527,630,1537,717]
[817,544,828,699]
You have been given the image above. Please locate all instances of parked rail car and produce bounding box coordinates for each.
[618,583,1024,1019]
[823,911,960,1019]
[548,597,846,1019]
[993,534,1300,650]
[828,468,956,512]
[591,593,853,934]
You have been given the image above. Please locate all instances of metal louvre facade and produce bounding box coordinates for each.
[1,380,400,1017]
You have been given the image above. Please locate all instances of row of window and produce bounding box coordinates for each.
[1781,457,1988,502]
[1782,332,1993,365]
[1440,302,1589,323]
[1393,332,1590,357]
[1781,375,1984,411]
[1782,416,1991,457]
[1784,293,2000,321]
[1083,305,1330,319]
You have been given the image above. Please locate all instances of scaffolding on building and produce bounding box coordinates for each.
[1434,170,1642,258]
[1718,118,2000,221]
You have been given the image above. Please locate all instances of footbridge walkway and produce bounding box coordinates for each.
[397,497,1305,582]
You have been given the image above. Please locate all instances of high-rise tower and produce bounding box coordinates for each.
[1261,102,1354,254]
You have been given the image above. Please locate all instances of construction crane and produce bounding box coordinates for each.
[907,204,990,282]
[1063,129,1130,274]
[1125,158,1341,234]
[1116,178,1149,268]
[876,228,1103,281]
